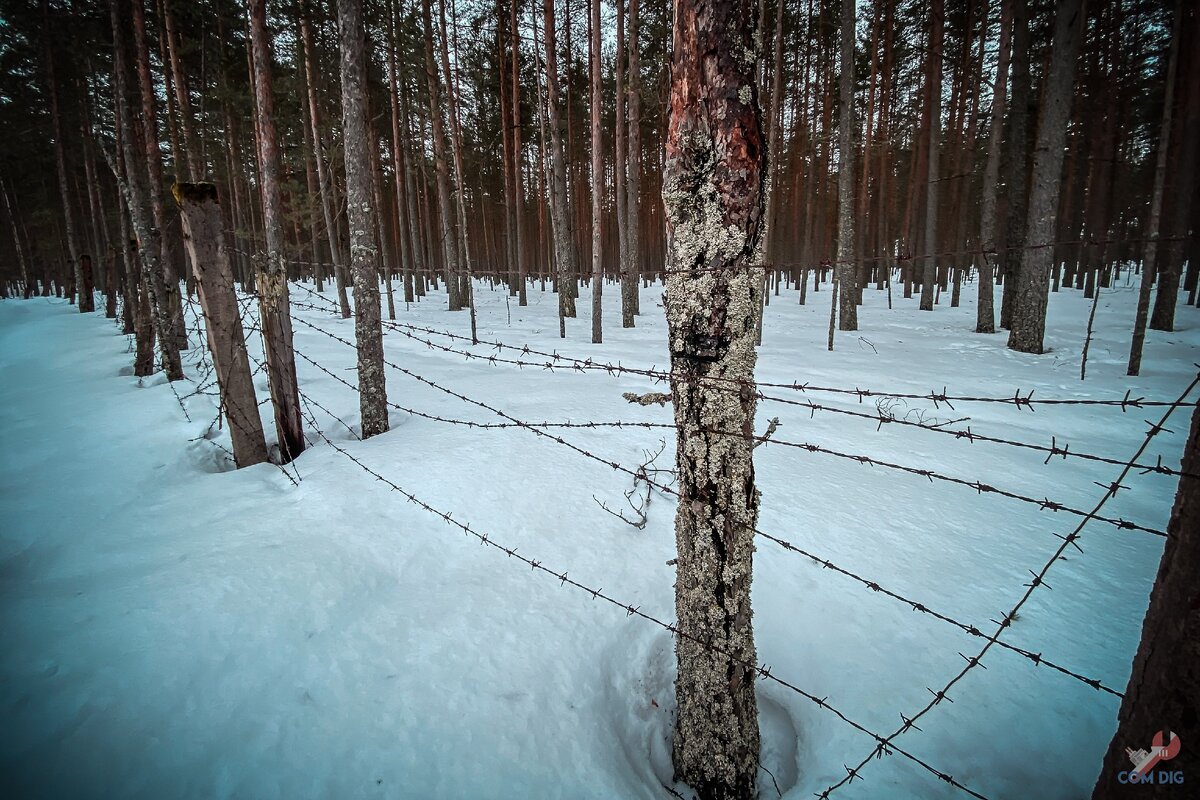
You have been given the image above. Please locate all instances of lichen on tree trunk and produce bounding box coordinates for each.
[338,0,389,440]
[663,0,764,796]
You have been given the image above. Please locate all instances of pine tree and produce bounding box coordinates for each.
[663,0,765,795]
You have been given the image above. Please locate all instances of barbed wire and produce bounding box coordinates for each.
[284,304,1130,697]
[176,271,1190,791]
[179,294,301,486]
[289,371,992,800]
[285,293,1197,480]
[286,296,1170,538]
[816,371,1200,798]
[287,280,1197,413]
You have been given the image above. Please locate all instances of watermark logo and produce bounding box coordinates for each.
[1118,730,1183,785]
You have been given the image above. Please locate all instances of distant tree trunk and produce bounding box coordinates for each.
[386,0,415,305]
[1129,1,1181,375]
[918,0,943,312]
[1,178,32,299]
[835,0,857,331]
[588,0,603,344]
[1092,397,1200,799]
[1008,0,1084,354]
[131,0,186,349]
[510,0,527,306]
[300,6,351,317]
[173,183,269,466]
[421,0,463,312]
[544,0,577,324]
[626,0,642,317]
[441,0,479,340]
[756,0,785,344]
[338,0,389,439]
[161,0,203,180]
[978,0,1013,334]
[43,0,90,313]
[999,0,1031,329]
[663,0,764,795]
[111,0,183,381]
[247,0,306,462]
[616,0,635,328]
[1149,1,1199,333]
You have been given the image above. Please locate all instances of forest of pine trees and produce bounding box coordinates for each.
[1,0,1196,363]
[1,1,1197,798]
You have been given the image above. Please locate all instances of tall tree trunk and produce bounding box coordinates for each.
[161,0,203,179]
[440,0,479,339]
[300,5,351,318]
[510,0,527,306]
[1149,1,1199,332]
[615,0,634,327]
[43,0,90,313]
[110,0,183,381]
[1008,0,1085,354]
[338,0,389,439]
[588,0,603,343]
[386,0,415,305]
[1,176,33,299]
[247,0,306,462]
[1092,397,1200,798]
[978,0,1013,334]
[664,0,764,795]
[174,182,269,466]
[999,0,1030,329]
[1128,1,1181,375]
[626,0,642,317]
[421,0,463,311]
[835,0,856,331]
[918,0,943,312]
[544,0,577,324]
[131,0,186,348]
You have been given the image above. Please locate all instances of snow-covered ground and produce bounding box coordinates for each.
[1,276,1196,800]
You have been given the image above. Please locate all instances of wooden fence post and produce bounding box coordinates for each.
[173,182,269,468]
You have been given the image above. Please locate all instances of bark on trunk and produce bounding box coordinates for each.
[43,1,90,313]
[616,0,634,328]
[421,0,463,311]
[1092,397,1200,798]
[247,0,306,462]
[589,0,603,344]
[111,0,183,381]
[1129,1,1182,375]
[977,0,1013,334]
[626,0,642,317]
[299,6,351,317]
[999,0,1030,329]
[835,0,856,331]
[663,0,764,795]
[173,183,269,466]
[544,0,577,323]
[131,0,186,349]
[918,0,943,312]
[1007,0,1085,354]
[338,0,389,439]
[1149,1,1199,333]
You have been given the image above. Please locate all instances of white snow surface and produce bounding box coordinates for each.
[1,277,1197,800]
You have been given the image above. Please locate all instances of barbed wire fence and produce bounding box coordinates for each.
[142,242,1196,799]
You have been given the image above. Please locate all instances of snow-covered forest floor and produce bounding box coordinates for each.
[1,276,1197,799]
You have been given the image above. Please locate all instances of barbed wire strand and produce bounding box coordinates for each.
[816,371,1200,798]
